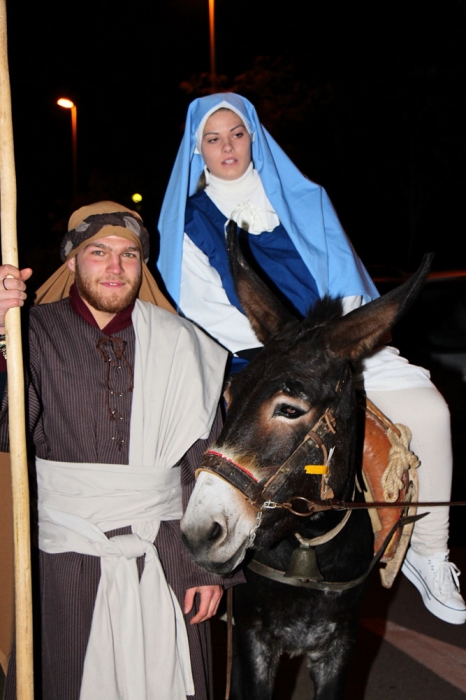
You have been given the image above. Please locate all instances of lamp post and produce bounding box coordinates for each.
[208,0,216,92]
[57,97,77,199]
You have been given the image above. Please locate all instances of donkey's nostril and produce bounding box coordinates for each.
[208,521,223,542]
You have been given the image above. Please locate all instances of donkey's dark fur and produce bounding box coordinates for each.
[181,229,432,700]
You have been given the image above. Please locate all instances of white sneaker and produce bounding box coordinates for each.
[402,549,466,624]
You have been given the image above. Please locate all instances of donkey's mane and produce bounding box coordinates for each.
[280,296,343,346]
[304,295,344,327]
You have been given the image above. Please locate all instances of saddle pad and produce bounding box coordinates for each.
[362,400,418,588]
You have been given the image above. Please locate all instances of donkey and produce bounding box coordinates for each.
[181,228,431,700]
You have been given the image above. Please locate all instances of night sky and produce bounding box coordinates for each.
[3,0,466,288]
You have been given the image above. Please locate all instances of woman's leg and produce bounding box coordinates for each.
[366,386,465,624]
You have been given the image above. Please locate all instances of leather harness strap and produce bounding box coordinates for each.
[196,406,339,510]
[195,452,263,503]
[247,513,426,591]
[195,365,352,510]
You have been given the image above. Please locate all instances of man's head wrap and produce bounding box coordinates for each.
[61,201,150,263]
[35,201,174,312]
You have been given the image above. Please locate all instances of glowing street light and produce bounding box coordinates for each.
[57,98,74,110]
[57,97,77,198]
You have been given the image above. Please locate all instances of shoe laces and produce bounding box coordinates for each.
[431,555,462,595]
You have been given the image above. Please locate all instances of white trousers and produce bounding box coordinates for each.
[366,386,452,555]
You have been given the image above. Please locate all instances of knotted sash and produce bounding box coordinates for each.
[37,302,227,700]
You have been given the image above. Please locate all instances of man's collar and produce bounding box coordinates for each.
[69,283,135,334]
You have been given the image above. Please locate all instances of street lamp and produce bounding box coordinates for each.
[131,193,142,212]
[208,0,216,92]
[57,97,77,198]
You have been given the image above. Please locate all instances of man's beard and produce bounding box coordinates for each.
[74,261,142,314]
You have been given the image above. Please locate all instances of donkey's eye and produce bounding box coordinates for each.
[274,404,305,419]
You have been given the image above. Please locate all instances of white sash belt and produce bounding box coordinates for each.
[38,457,194,700]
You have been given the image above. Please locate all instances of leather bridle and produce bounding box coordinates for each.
[196,364,466,518]
[196,365,353,515]
[196,405,339,513]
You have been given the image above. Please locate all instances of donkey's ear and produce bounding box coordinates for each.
[324,254,434,362]
[226,221,296,344]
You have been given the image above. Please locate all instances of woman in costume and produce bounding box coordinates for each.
[157,92,465,625]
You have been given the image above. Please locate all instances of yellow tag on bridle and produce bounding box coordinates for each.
[304,465,328,474]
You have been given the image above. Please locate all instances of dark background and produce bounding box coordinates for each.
[1,6,465,696]
[3,0,466,289]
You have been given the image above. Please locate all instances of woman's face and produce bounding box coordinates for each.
[200,109,252,181]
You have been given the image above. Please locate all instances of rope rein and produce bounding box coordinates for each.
[382,423,419,502]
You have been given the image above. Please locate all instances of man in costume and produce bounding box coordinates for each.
[0,201,231,699]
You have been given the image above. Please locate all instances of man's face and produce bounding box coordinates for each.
[67,235,142,316]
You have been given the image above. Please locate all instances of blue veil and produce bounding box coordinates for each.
[157,92,378,307]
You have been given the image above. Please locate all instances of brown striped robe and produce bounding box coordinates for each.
[0,288,237,700]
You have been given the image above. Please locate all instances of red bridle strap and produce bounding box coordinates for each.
[196,409,336,510]
[204,450,259,483]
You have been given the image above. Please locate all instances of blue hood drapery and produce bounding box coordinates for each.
[157,92,378,308]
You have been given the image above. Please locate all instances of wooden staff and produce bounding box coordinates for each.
[0,1,34,697]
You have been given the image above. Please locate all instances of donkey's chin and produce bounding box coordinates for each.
[190,540,249,576]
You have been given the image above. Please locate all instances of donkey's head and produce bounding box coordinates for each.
[181,226,432,575]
